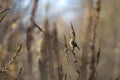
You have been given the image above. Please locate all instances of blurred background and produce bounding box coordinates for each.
[0,0,120,80]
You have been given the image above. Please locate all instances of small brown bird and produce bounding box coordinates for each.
[69,38,80,51]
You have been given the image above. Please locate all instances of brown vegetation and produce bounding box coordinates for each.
[0,0,120,80]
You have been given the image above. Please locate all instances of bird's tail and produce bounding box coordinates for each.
[77,46,80,50]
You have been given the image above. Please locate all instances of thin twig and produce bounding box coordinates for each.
[15,67,23,80]
[71,22,76,40]
[0,15,6,23]
[33,21,43,32]
[4,44,22,70]
[64,35,72,80]
[88,0,101,80]
[0,44,22,80]
[94,46,101,79]
[0,8,11,14]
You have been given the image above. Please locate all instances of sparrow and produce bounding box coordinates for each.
[69,38,80,51]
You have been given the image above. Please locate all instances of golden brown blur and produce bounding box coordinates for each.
[0,0,120,80]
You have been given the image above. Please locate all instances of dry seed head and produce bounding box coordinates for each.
[71,23,76,40]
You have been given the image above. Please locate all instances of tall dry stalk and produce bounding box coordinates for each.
[70,24,81,80]
[26,0,38,80]
[52,23,64,80]
[36,20,64,80]
[39,19,49,80]
[87,0,101,80]
[15,67,23,80]
[0,44,22,80]
[94,47,101,79]
[47,25,54,80]
[81,0,93,79]
[64,35,72,80]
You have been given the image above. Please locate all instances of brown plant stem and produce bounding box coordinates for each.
[26,0,38,80]
[87,0,101,80]
[81,0,93,79]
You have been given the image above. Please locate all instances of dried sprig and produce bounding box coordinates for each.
[0,44,22,80]
[96,46,101,64]
[0,45,22,72]
[4,44,22,70]
[26,0,38,79]
[33,21,43,32]
[0,8,11,14]
[87,0,101,80]
[94,46,101,79]
[80,0,93,79]
[64,35,68,53]
[63,35,72,80]
[0,69,7,80]
[70,23,80,51]
[91,0,101,47]
[64,27,81,80]
[57,64,64,80]
[71,23,76,40]
[0,15,5,23]
[15,67,23,80]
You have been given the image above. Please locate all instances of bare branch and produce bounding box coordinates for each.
[0,15,5,23]
[4,44,22,70]
[0,8,11,14]
[33,21,43,32]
